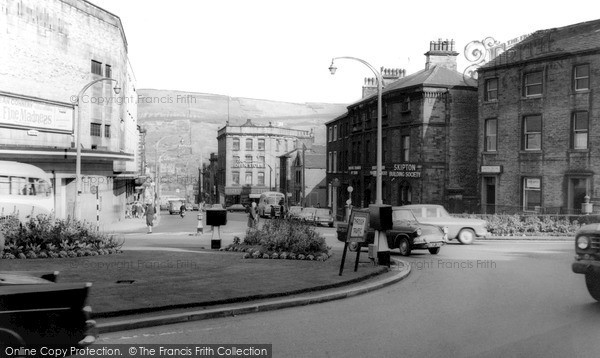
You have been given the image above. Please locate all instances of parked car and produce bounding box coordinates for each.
[337,207,447,256]
[227,204,247,212]
[314,208,334,227]
[185,203,194,211]
[298,207,317,222]
[287,206,303,220]
[572,224,600,301]
[191,204,199,211]
[0,271,96,350]
[402,204,488,244]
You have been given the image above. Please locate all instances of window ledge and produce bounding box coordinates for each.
[483,151,498,155]
[521,95,543,100]
[568,149,589,153]
[519,150,542,154]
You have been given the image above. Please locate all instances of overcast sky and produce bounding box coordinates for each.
[93,0,596,104]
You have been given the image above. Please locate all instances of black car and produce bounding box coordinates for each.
[0,271,96,350]
[337,207,448,256]
[572,224,600,301]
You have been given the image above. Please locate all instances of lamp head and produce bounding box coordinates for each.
[113,86,121,95]
[328,60,337,75]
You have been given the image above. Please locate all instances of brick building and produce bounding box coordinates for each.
[216,119,314,206]
[0,0,139,224]
[326,39,478,217]
[478,19,600,214]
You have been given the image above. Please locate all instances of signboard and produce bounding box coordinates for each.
[526,178,540,189]
[389,163,421,178]
[0,93,73,132]
[348,166,361,175]
[481,165,502,174]
[339,209,370,276]
[232,159,265,168]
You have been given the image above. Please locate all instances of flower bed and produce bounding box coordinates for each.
[456,213,598,236]
[0,214,123,259]
[222,219,333,261]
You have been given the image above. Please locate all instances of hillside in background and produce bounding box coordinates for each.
[138,89,348,176]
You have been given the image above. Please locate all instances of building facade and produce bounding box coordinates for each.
[0,0,139,224]
[326,39,479,218]
[478,19,600,214]
[216,119,313,206]
[279,145,327,207]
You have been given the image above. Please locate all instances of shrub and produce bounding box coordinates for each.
[239,220,329,260]
[1,214,123,259]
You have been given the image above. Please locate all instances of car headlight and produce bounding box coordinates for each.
[416,228,422,236]
[577,236,590,250]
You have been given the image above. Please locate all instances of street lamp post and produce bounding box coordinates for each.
[74,78,121,220]
[266,164,273,190]
[329,57,382,205]
[329,57,389,262]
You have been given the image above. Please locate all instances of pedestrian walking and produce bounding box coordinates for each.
[247,202,258,228]
[145,203,156,234]
[180,203,187,218]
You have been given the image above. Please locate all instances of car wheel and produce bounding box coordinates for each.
[428,247,441,255]
[585,272,600,301]
[397,237,411,256]
[457,228,476,245]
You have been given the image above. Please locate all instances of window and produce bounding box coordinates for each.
[104,124,111,138]
[524,71,543,97]
[572,111,589,149]
[523,115,541,150]
[258,156,265,166]
[245,172,252,185]
[91,60,102,75]
[90,123,101,137]
[245,155,252,163]
[328,152,332,172]
[333,125,338,141]
[328,127,333,142]
[523,177,541,211]
[258,138,265,150]
[485,78,498,101]
[333,151,337,173]
[232,171,240,185]
[569,177,589,212]
[233,155,240,164]
[401,97,410,112]
[105,64,112,79]
[485,119,497,151]
[402,136,410,161]
[574,64,590,91]
[245,138,253,151]
[232,138,240,151]
[258,172,265,186]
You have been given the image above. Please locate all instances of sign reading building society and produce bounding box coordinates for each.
[389,163,421,178]
[0,94,73,132]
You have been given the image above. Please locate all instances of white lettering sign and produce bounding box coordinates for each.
[0,94,73,132]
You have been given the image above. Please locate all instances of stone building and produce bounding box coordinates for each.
[216,119,314,206]
[478,19,600,214]
[0,0,139,224]
[279,145,327,207]
[326,39,478,217]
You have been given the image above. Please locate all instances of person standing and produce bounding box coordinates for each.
[145,203,156,234]
[247,202,258,228]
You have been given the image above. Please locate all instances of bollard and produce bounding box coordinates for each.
[197,212,204,234]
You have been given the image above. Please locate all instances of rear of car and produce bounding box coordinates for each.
[299,208,317,223]
[0,272,96,350]
[287,206,303,220]
[572,224,600,301]
[314,208,334,227]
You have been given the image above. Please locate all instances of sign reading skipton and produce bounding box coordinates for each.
[0,93,73,132]
[389,163,421,178]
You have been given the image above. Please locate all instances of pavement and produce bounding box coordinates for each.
[91,215,571,334]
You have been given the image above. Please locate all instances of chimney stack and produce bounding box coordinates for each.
[424,38,459,71]
[362,67,406,98]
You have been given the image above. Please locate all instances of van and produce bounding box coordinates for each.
[257,191,285,218]
[168,199,184,215]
